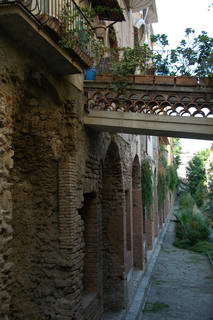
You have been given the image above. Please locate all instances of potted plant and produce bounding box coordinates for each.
[110,44,153,93]
[85,37,106,80]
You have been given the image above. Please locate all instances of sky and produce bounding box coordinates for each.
[153,0,213,154]
[154,0,213,47]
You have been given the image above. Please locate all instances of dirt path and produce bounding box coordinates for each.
[142,220,213,320]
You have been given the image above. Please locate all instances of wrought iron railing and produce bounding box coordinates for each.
[0,0,94,60]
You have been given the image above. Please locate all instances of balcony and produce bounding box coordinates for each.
[0,0,96,75]
[84,71,213,140]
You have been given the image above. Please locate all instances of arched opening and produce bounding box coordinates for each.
[102,141,125,312]
[79,192,98,294]
[132,155,144,269]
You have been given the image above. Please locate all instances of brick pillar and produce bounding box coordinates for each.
[154,184,159,237]
[146,216,154,249]
[58,155,78,249]
[132,156,144,270]
[58,154,83,319]
[125,188,133,273]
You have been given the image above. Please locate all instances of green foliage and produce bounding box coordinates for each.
[158,145,168,207]
[144,302,169,313]
[141,159,153,214]
[59,4,106,66]
[111,45,153,94]
[186,149,209,207]
[159,145,167,168]
[194,182,208,208]
[174,240,213,260]
[158,171,167,206]
[179,192,195,210]
[158,144,178,207]
[93,5,124,17]
[192,241,213,259]
[172,138,182,168]
[175,210,210,246]
[152,29,213,77]
[196,149,210,162]
[151,34,169,47]
[167,165,178,191]
[204,162,213,225]
[114,45,153,75]
[174,177,212,257]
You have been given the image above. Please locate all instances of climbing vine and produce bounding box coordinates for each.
[141,159,153,215]
[158,170,167,206]
[167,165,178,192]
[158,145,178,207]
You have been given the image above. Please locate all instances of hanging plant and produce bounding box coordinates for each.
[158,145,178,207]
[167,165,178,191]
[141,159,153,215]
[59,4,107,67]
[158,146,168,207]
[158,170,168,207]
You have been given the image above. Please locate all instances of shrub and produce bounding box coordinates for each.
[175,210,210,246]
[192,241,213,258]
[179,192,195,210]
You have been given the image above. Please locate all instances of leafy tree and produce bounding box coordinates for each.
[186,149,210,207]
[151,29,213,77]
[208,3,213,10]
[205,162,213,224]
[172,138,182,168]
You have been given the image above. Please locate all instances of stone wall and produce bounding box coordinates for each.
[0,87,14,320]
[102,141,125,311]
[10,72,85,319]
[0,31,105,320]
[0,28,171,320]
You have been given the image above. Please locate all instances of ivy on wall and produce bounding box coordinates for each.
[141,159,153,215]
[158,145,178,208]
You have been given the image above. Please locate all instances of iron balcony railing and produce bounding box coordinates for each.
[0,0,95,61]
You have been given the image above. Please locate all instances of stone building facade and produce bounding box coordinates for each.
[0,1,174,319]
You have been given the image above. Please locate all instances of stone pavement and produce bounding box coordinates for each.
[141,220,213,320]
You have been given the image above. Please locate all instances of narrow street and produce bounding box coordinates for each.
[142,219,213,320]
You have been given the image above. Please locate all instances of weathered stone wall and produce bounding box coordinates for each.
[102,141,125,312]
[0,87,14,320]
[0,27,166,320]
[10,67,85,319]
[0,30,106,320]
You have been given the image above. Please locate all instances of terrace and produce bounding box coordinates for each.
[0,0,124,75]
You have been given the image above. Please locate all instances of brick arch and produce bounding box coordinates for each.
[102,141,125,312]
[132,155,144,269]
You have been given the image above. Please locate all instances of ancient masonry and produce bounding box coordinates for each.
[0,29,173,320]
[0,88,14,320]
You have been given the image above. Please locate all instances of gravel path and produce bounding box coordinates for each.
[142,220,213,320]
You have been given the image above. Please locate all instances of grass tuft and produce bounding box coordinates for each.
[144,301,169,313]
